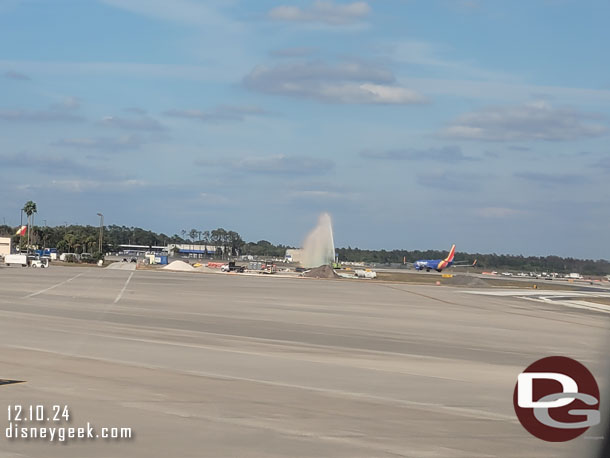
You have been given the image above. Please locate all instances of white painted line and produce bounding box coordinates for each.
[520,296,610,314]
[24,273,83,298]
[114,272,134,304]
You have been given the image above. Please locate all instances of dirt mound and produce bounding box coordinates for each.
[303,265,339,279]
[162,260,195,272]
[445,274,490,288]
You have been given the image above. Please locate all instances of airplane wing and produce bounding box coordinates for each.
[451,259,477,267]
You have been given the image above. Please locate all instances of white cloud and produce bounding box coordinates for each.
[361,146,476,162]
[474,207,523,218]
[270,47,317,58]
[48,179,147,192]
[322,83,422,104]
[100,115,167,131]
[53,134,144,152]
[442,101,608,141]
[232,155,335,175]
[124,107,147,115]
[244,61,425,104]
[195,154,335,176]
[269,1,370,25]
[0,109,83,122]
[164,105,266,123]
[100,0,239,29]
[0,60,230,83]
[0,152,118,179]
[416,170,482,191]
[399,76,610,104]
[288,189,356,204]
[389,40,515,82]
[514,172,585,187]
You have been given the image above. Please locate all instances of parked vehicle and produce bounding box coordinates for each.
[30,258,49,268]
[221,261,245,273]
[4,254,28,267]
[60,253,79,261]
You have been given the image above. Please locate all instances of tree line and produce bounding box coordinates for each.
[0,224,250,256]
[0,221,608,275]
[336,247,610,276]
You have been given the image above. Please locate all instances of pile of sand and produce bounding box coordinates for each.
[303,265,339,279]
[162,260,195,272]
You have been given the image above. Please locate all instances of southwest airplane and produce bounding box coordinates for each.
[412,244,475,272]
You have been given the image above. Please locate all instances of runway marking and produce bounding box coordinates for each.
[464,290,610,297]
[114,272,134,304]
[520,296,610,314]
[24,273,83,298]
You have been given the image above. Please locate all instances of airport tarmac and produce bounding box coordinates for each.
[0,265,608,457]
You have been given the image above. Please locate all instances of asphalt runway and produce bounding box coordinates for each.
[0,266,608,457]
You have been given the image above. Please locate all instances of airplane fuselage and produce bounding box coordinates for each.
[414,244,456,272]
[414,259,453,272]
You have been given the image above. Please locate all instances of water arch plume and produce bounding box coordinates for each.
[301,213,335,268]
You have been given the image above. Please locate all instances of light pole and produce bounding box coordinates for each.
[97,213,104,254]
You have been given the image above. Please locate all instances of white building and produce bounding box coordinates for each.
[0,236,11,258]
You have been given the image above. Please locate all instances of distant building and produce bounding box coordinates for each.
[118,244,167,254]
[117,243,225,258]
[0,236,11,257]
[167,243,224,257]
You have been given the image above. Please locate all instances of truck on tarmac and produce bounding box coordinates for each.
[3,254,49,268]
[4,254,28,267]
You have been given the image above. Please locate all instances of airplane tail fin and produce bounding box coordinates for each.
[444,244,456,263]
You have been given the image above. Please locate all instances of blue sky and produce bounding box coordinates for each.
[1,0,609,259]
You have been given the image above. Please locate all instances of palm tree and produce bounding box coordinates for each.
[85,235,97,253]
[63,233,76,253]
[22,200,37,253]
[202,230,210,257]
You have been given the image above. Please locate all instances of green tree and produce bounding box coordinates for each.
[22,200,37,252]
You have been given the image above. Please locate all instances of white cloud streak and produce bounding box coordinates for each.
[269,1,370,25]
[100,115,167,131]
[442,101,608,141]
[164,106,266,123]
[53,135,144,152]
[244,61,425,104]
[0,109,84,122]
[474,207,524,218]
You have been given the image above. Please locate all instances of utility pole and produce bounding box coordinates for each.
[97,213,104,254]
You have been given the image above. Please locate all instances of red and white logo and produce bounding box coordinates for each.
[513,356,600,442]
